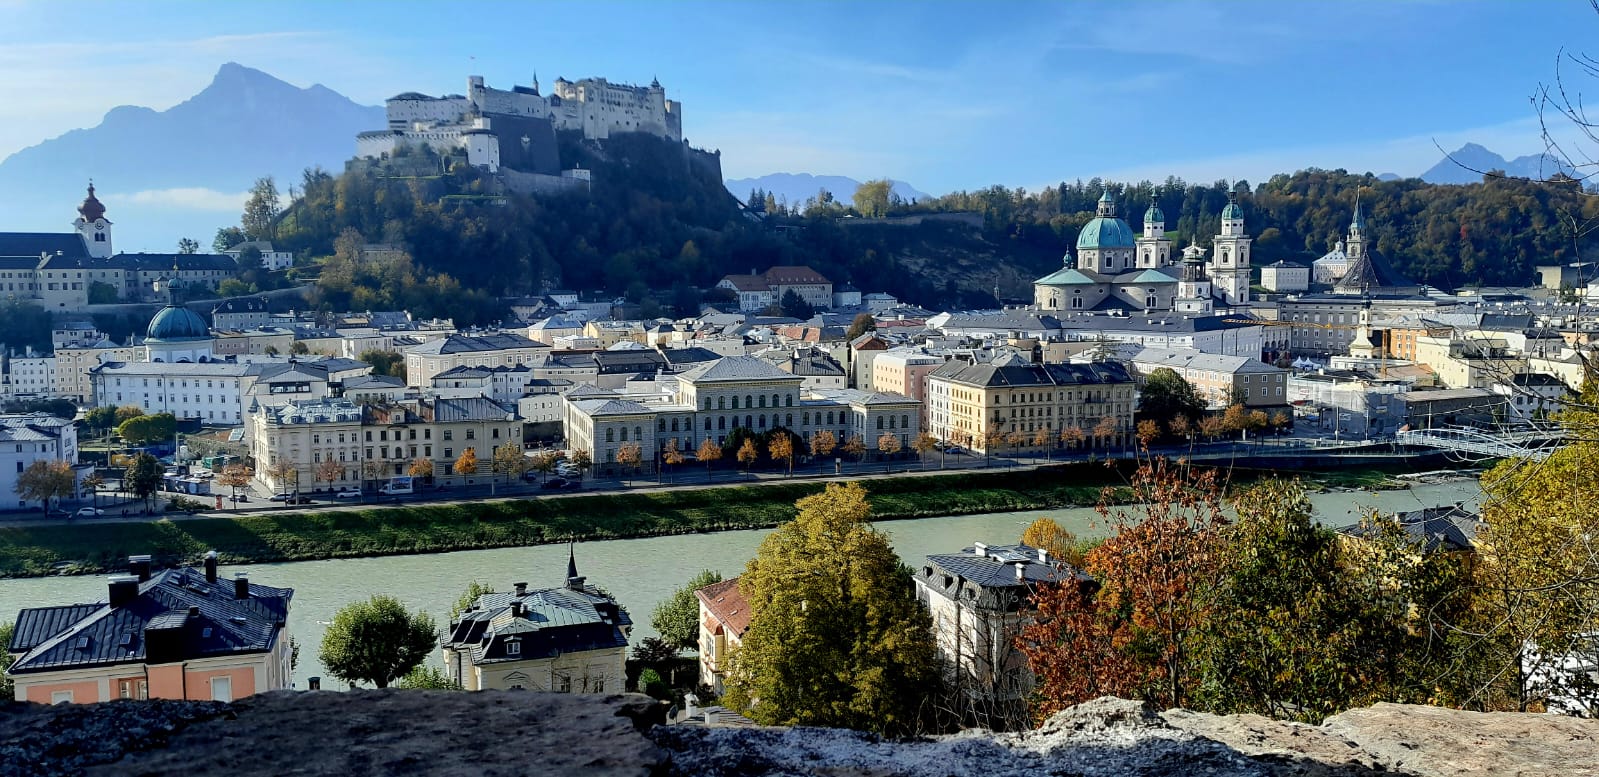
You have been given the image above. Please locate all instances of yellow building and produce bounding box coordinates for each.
[925,352,1136,454]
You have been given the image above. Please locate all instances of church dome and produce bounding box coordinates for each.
[78,183,106,222]
[1221,201,1243,220]
[1076,216,1136,250]
[146,305,209,342]
[1144,202,1165,225]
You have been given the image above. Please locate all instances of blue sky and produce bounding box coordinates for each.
[2,0,1595,195]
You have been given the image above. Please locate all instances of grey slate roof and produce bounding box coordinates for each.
[676,355,799,383]
[409,333,546,355]
[8,566,291,674]
[443,580,631,666]
[917,543,1088,612]
[929,358,1134,389]
[1339,504,1480,553]
[431,396,515,422]
[0,232,90,261]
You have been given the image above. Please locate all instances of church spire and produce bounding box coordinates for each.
[566,541,578,581]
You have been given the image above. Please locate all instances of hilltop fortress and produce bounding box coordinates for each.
[356,74,684,178]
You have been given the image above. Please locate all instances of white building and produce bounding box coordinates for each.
[1490,373,1571,427]
[249,398,365,494]
[1260,261,1311,293]
[222,241,294,271]
[404,332,551,388]
[8,354,55,398]
[90,362,251,425]
[0,414,81,510]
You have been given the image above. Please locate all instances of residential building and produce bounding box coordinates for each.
[715,274,774,313]
[1260,261,1311,292]
[212,297,272,331]
[5,553,293,703]
[8,353,55,398]
[53,337,140,403]
[695,577,750,696]
[338,374,408,403]
[1128,347,1288,411]
[516,379,573,424]
[221,241,294,271]
[527,314,587,346]
[872,349,945,423]
[761,347,847,390]
[441,551,631,692]
[90,361,252,425]
[249,398,365,493]
[925,352,1136,453]
[1490,373,1570,426]
[405,332,550,387]
[913,542,1084,726]
[362,396,521,481]
[716,266,834,312]
[0,413,81,510]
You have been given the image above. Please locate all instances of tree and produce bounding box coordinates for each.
[845,313,877,342]
[116,413,176,446]
[0,621,12,699]
[723,483,940,734]
[361,459,383,490]
[1020,516,1086,568]
[177,237,200,255]
[493,442,528,484]
[852,179,893,218]
[1198,415,1225,440]
[318,595,437,688]
[1246,410,1270,437]
[216,463,253,506]
[569,449,592,479]
[314,459,344,492]
[1091,417,1119,452]
[616,441,643,482]
[1018,460,1227,718]
[81,472,104,508]
[114,405,145,424]
[736,438,759,471]
[213,226,246,253]
[266,461,299,494]
[15,460,76,513]
[290,340,310,356]
[241,176,281,241]
[697,438,723,480]
[1136,419,1162,449]
[1059,425,1085,450]
[1168,414,1192,441]
[1138,368,1206,429]
[876,430,902,459]
[84,405,117,432]
[912,432,938,467]
[359,349,406,378]
[637,667,671,699]
[448,581,495,620]
[1221,404,1249,438]
[841,434,867,463]
[662,440,684,480]
[125,453,163,511]
[529,451,558,483]
[453,447,478,477]
[408,458,434,479]
[1270,410,1293,433]
[652,570,723,651]
[809,429,837,459]
[397,665,462,690]
[87,281,119,304]
[767,432,794,474]
[779,289,814,319]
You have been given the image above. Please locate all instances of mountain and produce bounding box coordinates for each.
[1419,142,1575,185]
[0,63,383,251]
[725,173,933,208]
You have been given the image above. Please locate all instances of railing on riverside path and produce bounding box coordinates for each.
[1395,426,1566,462]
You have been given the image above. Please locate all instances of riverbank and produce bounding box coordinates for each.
[0,462,1466,578]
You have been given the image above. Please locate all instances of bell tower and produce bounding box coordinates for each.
[1136,199,1172,269]
[73,181,113,259]
[1209,183,1252,306]
[1175,242,1214,314]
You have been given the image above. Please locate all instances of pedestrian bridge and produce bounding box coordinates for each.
[1396,427,1566,462]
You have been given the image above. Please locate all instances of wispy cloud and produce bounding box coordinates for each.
[108,188,249,212]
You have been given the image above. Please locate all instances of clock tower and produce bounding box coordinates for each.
[72,182,113,259]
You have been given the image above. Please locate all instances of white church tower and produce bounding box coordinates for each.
[1346,200,1368,263]
[1135,199,1173,269]
[72,182,113,259]
[1209,184,1251,306]
[1175,242,1214,314]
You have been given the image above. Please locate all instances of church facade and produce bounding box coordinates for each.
[1034,187,1253,315]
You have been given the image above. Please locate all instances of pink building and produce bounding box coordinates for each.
[872,349,945,425]
[5,552,293,704]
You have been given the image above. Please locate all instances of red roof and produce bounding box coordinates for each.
[695,576,751,638]
[719,274,770,292]
[762,266,831,285]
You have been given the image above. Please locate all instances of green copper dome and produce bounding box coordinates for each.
[1077,216,1136,250]
[146,305,209,342]
[1144,202,1164,225]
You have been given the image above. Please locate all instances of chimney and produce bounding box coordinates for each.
[187,605,200,619]
[108,574,140,607]
[1037,547,1050,565]
[308,677,322,691]
[128,555,152,582]
[514,581,528,596]
[203,550,218,583]
[972,541,988,557]
[509,601,524,617]
[1015,561,1026,582]
[233,572,250,600]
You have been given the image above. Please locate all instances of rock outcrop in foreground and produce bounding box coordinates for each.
[2,691,1595,777]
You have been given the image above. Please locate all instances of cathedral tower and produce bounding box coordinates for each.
[72,182,113,259]
[1135,199,1173,269]
[1209,183,1252,306]
[1175,242,1214,314]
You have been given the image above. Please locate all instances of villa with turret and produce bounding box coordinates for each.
[1033,186,1253,315]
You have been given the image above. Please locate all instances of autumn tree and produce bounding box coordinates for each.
[852,178,893,218]
[1059,425,1085,450]
[1091,417,1118,452]
[241,176,281,241]
[1168,414,1192,441]
[408,458,434,479]
[116,413,176,446]
[767,432,794,474]
[81,473,104,509]
[1136,420,1161,449]
[652,569,723,652]
[662,440,684,480]
[266,461,299,494]
[1018,460,1227,718]
[696,438,722,480]
[1197,415,1224,440]
[841,434,867,463]
[1020,516,1086,568]
[1137,368,1206,429]
[1221,404,1249,438]
[115,405,145,424]
[723,483,940,734]
[876,430,902,459]
[911,432,938,466]
[809,429,837,458]
[736,438,759,471]
[568,449,592,479]
[616,441,643,482]
[314,459,345,492]
[845,313,877,342]
[453,447,478,477]
[15,460,76,513]
[492,442,528,484]
[216,463,253,506]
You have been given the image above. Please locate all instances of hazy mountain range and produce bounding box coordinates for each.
[0,63,381,251]
[1418,143,1576,185]
[723,173,932,208]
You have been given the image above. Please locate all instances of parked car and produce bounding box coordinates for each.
[273,494,313,505]
[229,494,250,503]
[269,493,291,502]
[74,507,104,517]
[334,489,361,499]
[541,477,570,490]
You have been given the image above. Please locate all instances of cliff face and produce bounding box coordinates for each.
[2,691,1595,777]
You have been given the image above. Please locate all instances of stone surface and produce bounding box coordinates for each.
[3,692,1596,777]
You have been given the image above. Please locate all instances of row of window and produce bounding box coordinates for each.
[701,393,794,410]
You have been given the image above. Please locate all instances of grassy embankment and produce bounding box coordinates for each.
[0,462,1425,578]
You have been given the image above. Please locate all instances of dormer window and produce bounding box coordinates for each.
[506,640,521,656]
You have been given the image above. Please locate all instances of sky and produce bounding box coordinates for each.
[1,0,1597,197]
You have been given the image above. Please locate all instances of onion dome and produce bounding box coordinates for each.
[1144,202,1165,226]
[78,182,106,222]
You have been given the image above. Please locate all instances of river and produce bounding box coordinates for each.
[0,479,1481,688]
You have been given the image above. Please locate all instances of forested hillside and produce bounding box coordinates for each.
[251,132,1598,326]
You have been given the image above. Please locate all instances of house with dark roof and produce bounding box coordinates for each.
[695,577,750,695]
[5,552,292,704]
[913,542,1086,725]
[441,549,631,692]
[1337,504,1481,555]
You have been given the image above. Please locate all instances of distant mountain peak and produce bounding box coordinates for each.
[1420,143,1573,185]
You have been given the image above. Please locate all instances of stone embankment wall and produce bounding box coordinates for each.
[2,691,1594,777]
